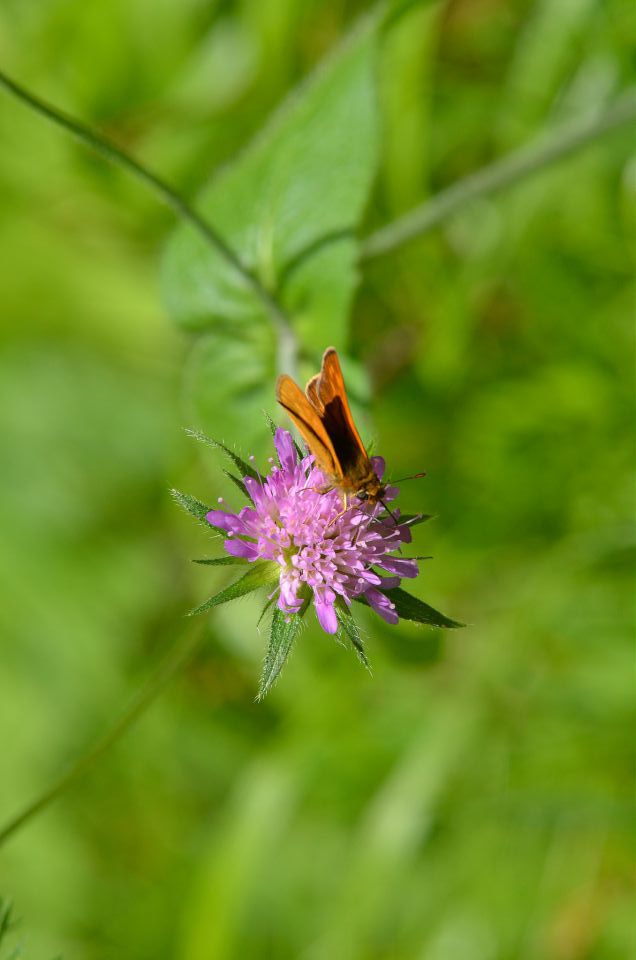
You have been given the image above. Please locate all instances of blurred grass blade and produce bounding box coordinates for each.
[361,93,636,260]
[0,898,15,943]
[258,608,302,700]
[189,561,280,617]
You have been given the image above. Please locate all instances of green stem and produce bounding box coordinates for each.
[361,93,636,261]
[0,621,204,849]
[0,69,298,378]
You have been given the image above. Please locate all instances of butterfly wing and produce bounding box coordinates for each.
[311,348,373,487]
[276,374,341,480]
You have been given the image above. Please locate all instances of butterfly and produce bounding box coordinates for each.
[276,347,389,513]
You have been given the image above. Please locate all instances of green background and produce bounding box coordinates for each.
[0,1,633,957]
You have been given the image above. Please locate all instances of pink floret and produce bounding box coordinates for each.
[206,428,417,634]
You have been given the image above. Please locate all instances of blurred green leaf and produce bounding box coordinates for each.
[188,560,279,617]
[258,608,302,700]
[163,12,379,335]
[380,0,440,214]
[0,899,13,943]
[0,897,21,960]
[182,325,279,458]
[163,10,381,446]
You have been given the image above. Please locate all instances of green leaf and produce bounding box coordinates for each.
[193,556,249,567]
[336,603,372,673]
[188,561,280,617]
[163,11,379,337]
[185,428,259,481]
[162,11,381,448]
[257,608,303,700]
[385,587,464,628]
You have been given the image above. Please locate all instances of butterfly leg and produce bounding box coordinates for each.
[303,481,337,497]
[326,491,351,529]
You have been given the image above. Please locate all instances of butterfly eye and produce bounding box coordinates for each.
[357,490,369,502]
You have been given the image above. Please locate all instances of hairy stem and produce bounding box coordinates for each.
[361,93,636,261]
[0,621,204,848]
[0,69,298,378]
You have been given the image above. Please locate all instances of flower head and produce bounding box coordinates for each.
[207,428,418,634]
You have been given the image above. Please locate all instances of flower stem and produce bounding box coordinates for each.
[0,621,204,849]
[0,69,298,379]
[361,93,636,261]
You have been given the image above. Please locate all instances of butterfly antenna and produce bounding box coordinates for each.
[379,499,400,525]
[391,471,427,484]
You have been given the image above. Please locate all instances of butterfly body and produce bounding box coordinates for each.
[276,348,387,509]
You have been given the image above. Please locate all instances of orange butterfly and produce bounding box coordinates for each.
[276,347,388,512]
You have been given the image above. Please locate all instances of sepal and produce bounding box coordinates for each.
[193,556,249,566]
[384,587,463,628]
[222,468,249,497]
[336,601,371,673]
[185,428,260,481]
[257,608,303,700]
[355,587,463,628]
[170,488,223,531]
[188,560,280,616]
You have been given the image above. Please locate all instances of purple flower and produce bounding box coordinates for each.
[206,428,418,634]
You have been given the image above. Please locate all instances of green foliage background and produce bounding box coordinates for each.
[0,1,633,957]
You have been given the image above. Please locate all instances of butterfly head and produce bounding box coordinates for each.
[355,470,386,506]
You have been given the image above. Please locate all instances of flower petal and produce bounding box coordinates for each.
[243,475,265,505]
[315,598,338,634]
[365,587,399,625]
[274,428,297,471]
[224,538,259,560]
[371,456,385,480]
[206,509,249,535]
[376,575,401,590]
[377,557,419,578]
[279,570,303,612]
